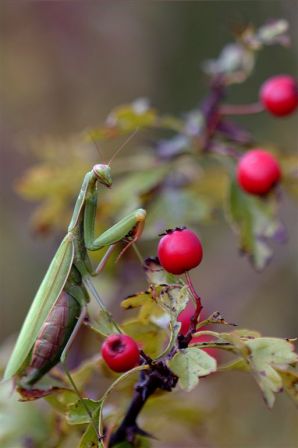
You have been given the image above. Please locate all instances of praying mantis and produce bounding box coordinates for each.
[3,160,146,392]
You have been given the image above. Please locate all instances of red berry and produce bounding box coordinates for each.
[101,334,140,373]
[236,149,281,196]
[260,75,298,117]
[157,228,203,275]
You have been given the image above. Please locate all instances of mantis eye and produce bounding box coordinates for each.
[93,164,112,187]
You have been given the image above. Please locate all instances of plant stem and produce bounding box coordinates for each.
[108,362,178,446]
[220,102,264,115]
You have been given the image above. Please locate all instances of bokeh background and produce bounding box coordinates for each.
[0,1,297,447]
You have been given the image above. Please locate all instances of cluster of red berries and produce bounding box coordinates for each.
[235,75,297,196]
[101,75,297,373]
[102,228,204,372]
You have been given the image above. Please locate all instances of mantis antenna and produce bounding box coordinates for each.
[90,136,105,162]
[108,128,140,166]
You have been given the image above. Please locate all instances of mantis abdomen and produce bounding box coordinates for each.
[23,290,81,386]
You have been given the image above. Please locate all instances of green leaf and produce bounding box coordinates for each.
[89,309,121,337]
[71,355,102,391]
[244,338,298,407]
[88,98,157,140]
[121,319,167,358]
[226,177,286,270]
[144,189,211,239]
[67,399,102,425]
[169,347,217,391]
[78,404,102,448]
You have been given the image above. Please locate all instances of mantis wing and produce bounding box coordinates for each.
[3,234,74,381]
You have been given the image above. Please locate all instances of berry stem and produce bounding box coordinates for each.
[220,102,264,115]
[177,272,203,349]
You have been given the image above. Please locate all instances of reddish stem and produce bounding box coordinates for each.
[220,102,264,116]
[184,271,203,337]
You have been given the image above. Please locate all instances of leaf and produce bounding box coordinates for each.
[169,347,217,391]
[67,399,102,425]
[17,385,73,402]
[159,285,191,319]
[121,287,165,324]
[197,311,237,329]
[156,135,191,159]
[121,319,167,358]
[71,355,102,390]
[78,404,103,448]
[203,43,255,84]
[143,257,176,286]
[226,177,286,270]
[144,189,211,239]
[243,19,290,48]
[88,98,157,140]
[277,369,298,405]
[89,309,121,337]
[234,337,298,408]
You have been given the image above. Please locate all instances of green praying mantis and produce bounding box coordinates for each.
[3,157,146,395]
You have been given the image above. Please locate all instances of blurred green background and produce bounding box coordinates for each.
[0,1,297,447]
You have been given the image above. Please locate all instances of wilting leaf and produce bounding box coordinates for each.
[143,257,176,286]
[121,288,165,324]
[17,385,72,402]
[226,177,286,270]
[277,369,298,405]
[169,347,217,391]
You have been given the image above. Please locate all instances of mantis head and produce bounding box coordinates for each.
[93,164,112,187]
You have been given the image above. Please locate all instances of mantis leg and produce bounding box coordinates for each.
[60,307,102,441]
[83,190,146,253]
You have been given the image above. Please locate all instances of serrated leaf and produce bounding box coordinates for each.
[226,177,286,270]
[169,347,217,391]
[244,338,298,407]
[67,399,102,425]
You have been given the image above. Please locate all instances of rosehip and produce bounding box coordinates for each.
[157,228,203,275]
[236,149,281,196]
[101,334,140,373]
[260,75,298,117]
